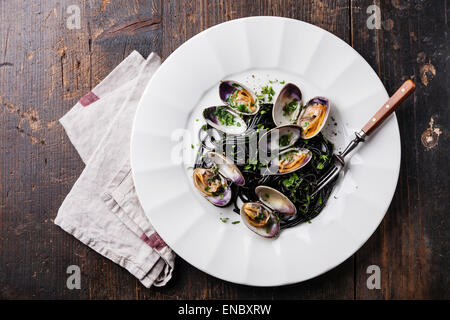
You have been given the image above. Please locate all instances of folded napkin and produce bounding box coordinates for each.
[56,51,175,287]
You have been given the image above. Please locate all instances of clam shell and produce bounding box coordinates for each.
[206,186,232,207]
[255,186,297,216]
[219,80,259,115]
[272,83,302,126]
[202,106,247,135]
[240,202,280,238]
[258,124,302,154]
[264,147,312,176]
[192,168,232,207]
[297,96,330,139]
[207,151,245,186]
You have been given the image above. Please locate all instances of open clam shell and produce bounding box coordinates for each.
[193,168,232,207]
[219,80,259,115]
[272,83,302,126]
[255,186,297,216]
[297,96,330,139]
[207,151,245,186]
[203,106,247,135]
[265,147,312,176]
[240,202,280,238]
[258,124,302,154]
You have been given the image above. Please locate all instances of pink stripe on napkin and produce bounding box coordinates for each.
[80,91,100,106]
[141,233,167,251]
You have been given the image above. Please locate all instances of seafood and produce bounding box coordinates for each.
[240,186,296,238]
[219,80,259,115]
[265,147,312,175]
[193,168,231,206]
[272,83,302,126]
[272,84,330,139]
[192,152,244,206]
[193,80,335,236]
[258,124,302,153]
[297,97,330,139]
[203,106,247,135]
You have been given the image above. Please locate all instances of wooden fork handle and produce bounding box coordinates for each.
[362,80,415,136]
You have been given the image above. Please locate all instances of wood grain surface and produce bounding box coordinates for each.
[0,0,448,299]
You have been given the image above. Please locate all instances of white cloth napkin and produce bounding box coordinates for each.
[55,51,175,288]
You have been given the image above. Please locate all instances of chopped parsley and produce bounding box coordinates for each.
[232,221,240,224]
[281,173,300,188]
[279,133,293,147]
[213,106,236,126]
[220,217,229,223]
[261,85,275,102]
[282,99,299,116]
[243,159,267,171]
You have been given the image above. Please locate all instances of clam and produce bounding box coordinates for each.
[272,84,330,139]
[192,152,245,207]
[219,80,259,115]
[203,106,247,135]
[265,147,312,176]
[258,124,302,153]
[255,186,296,216]
[240,186,296,238]
[193,168,231,207]
[297,97,330,139]
[272,83,303,126]
[207,151,245,186]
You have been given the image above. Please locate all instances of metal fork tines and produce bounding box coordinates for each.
[311,156,343,197]
[311,130,366,197]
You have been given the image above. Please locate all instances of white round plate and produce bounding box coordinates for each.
[131,17,400,286]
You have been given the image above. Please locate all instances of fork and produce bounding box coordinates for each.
[311,80,416,197]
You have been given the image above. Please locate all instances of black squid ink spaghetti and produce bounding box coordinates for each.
[192,80,338,238]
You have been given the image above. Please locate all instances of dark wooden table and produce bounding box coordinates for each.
[0,0,448,299]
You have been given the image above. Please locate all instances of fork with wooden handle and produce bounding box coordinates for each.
[311,80,416,197]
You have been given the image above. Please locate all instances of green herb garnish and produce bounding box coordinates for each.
[282,99,298,116]
[279,133,293,147]
[213,106,236,126]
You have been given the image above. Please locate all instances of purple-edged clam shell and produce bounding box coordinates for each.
[207,152,245,186]
[272,83,303,126]
[207,186,232,207]
[255,186,297,216]
[258,124,302,154]
[202,106,247,135]
[193,168,232,207]
[265,147,312,176]
[297,96,330,139]
[240,203,280,238]
[219,80,259,115]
